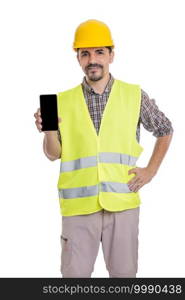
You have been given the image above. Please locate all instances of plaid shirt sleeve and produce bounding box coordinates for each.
[140,89,174,137]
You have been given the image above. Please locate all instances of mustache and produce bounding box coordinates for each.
[86,64,103,70]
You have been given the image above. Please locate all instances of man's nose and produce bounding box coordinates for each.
[88,53,96,64]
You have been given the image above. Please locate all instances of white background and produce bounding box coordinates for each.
[0,0,184,277]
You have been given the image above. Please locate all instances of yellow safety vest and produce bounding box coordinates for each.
[57,79,143,216]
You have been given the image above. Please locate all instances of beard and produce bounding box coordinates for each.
[85,64,104,81]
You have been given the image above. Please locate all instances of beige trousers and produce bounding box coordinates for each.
[60,207,140,278]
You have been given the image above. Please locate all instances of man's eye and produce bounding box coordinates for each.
[98,51,104,54]
[81,53,87,56]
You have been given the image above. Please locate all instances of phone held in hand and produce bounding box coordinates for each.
[39,94,58,131]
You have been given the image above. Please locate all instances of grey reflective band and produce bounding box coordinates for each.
[99,152,137,166]
[60,156,97,172]
[101,181,131,193]
[58,181,132,199]
[58,184,98,199]
[60,152,138,173]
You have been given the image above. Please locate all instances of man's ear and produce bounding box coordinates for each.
[109,50,115,64]
[77,53,81,65]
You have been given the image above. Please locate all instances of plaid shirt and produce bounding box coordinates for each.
[57,73,173,144]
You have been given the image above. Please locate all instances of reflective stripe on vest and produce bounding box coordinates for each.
[60,152,138,173]
[58,181,131,199]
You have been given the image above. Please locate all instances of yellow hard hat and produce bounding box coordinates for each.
[73,19,114,51]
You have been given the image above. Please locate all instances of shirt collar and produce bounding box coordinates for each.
[82,73,114,95]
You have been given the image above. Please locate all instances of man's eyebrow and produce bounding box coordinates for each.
[80,48,105,54]
[81,50,89,54]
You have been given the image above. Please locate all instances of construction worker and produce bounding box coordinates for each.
[34,19,173,278]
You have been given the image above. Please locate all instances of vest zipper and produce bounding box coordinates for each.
[97,143,101,193]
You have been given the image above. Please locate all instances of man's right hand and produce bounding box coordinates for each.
[33,107,62,133]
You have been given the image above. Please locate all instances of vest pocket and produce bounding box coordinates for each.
[60,235,72,272]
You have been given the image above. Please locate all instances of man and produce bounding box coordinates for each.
[34,19,173,278]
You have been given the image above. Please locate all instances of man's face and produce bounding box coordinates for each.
[77,47,114,81]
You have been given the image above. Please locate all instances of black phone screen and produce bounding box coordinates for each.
[39,94,58,131]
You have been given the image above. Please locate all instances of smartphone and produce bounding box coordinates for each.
[39,94,58,131]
